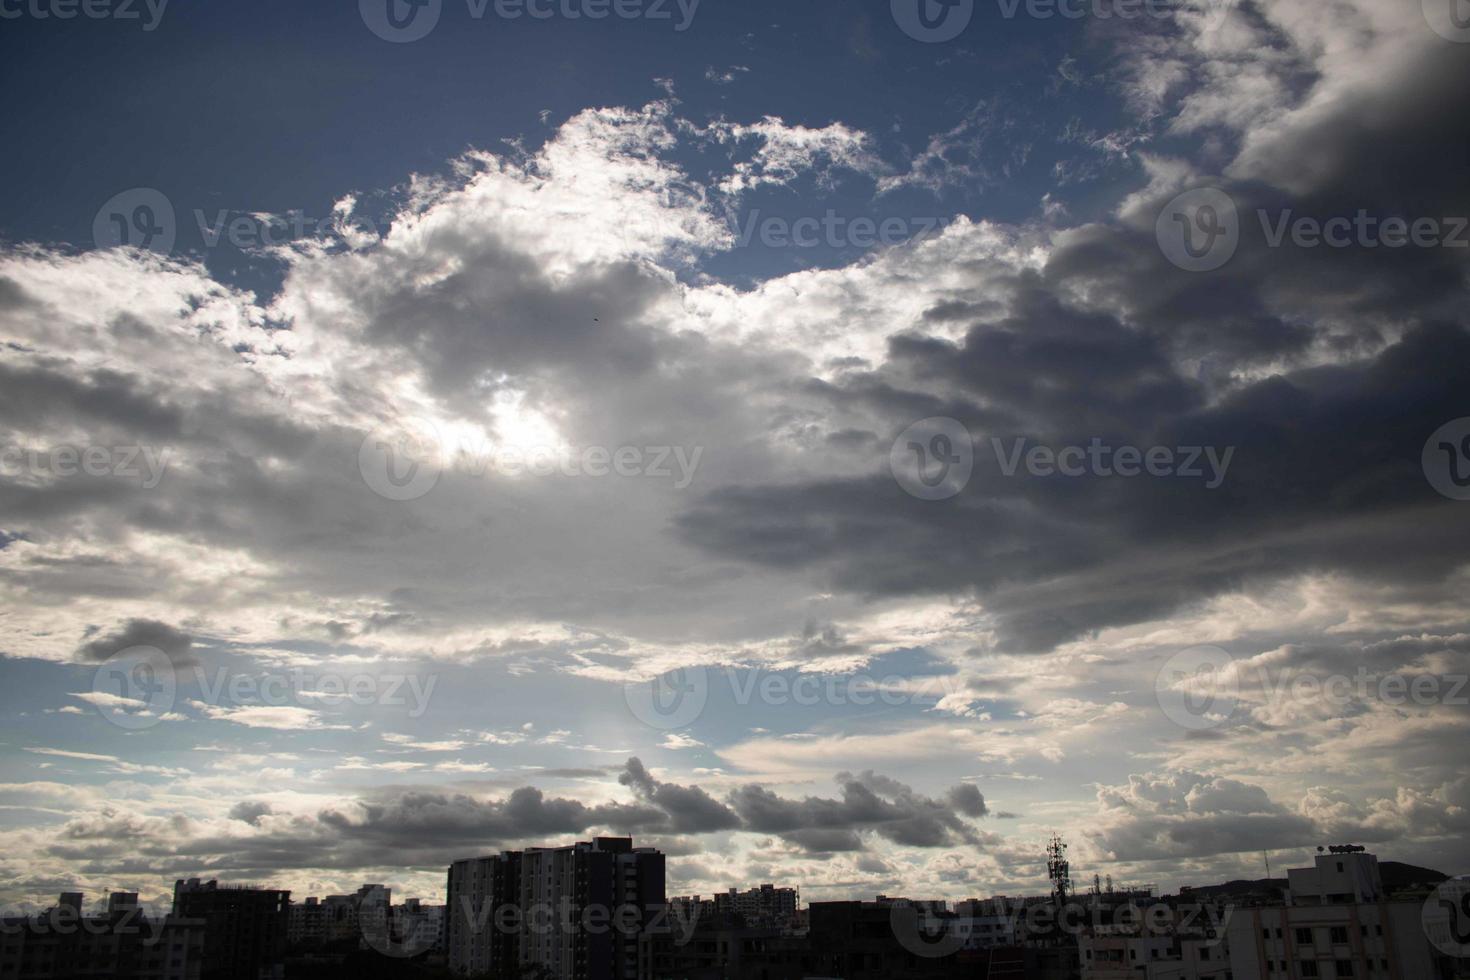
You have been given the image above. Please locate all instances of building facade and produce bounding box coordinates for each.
[1223,850,1447,980]
[171,880,289,980]
[448,837,665,980]
[0,893,205,980]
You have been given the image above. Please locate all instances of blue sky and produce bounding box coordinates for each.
[2,0,1469,913]
[1,0,1146,285]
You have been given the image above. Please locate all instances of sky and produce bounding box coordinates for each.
[1,0,1469,913]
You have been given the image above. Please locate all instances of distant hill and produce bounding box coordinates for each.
[1180,862,1447,899]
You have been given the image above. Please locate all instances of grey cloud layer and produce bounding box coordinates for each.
[33,761,988,882]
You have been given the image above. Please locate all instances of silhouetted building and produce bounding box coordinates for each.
[670,884,800,931]
[447,850,522,976]
[171,879,288,980]
[0,892,204,980]
[447,837,665,980]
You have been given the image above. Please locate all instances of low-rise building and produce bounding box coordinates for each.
[0,892,205,980]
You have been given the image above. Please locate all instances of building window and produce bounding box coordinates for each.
[1296,928,1314,946]
[1301,963,1318,978]
[1335,960,1353,976]
[1330,927,1348,944]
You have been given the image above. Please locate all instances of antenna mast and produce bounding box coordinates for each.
[1046,835,1071,906]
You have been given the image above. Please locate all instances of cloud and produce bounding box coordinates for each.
[727,769,986,852]
[228,801,273,826]
[619,758,742,834]
[76,619,196,667]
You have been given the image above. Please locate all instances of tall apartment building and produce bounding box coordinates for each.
[446,837,665,980]
[447,850,522,976]
[171,879,289,980]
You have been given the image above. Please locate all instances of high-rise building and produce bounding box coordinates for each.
[171,879,289,980]
[447,849,523,976]
[447,837,665,980]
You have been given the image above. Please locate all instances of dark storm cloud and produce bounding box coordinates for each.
[728,769,985,852]
[1236,41,1470,221]
[76,619,196,667]
[682,320,1470,652]
[680,135,1470,652]
[41,761,991,879]
[0,360,186,438]
[667,25,1470,654]
[619,758,742,833]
